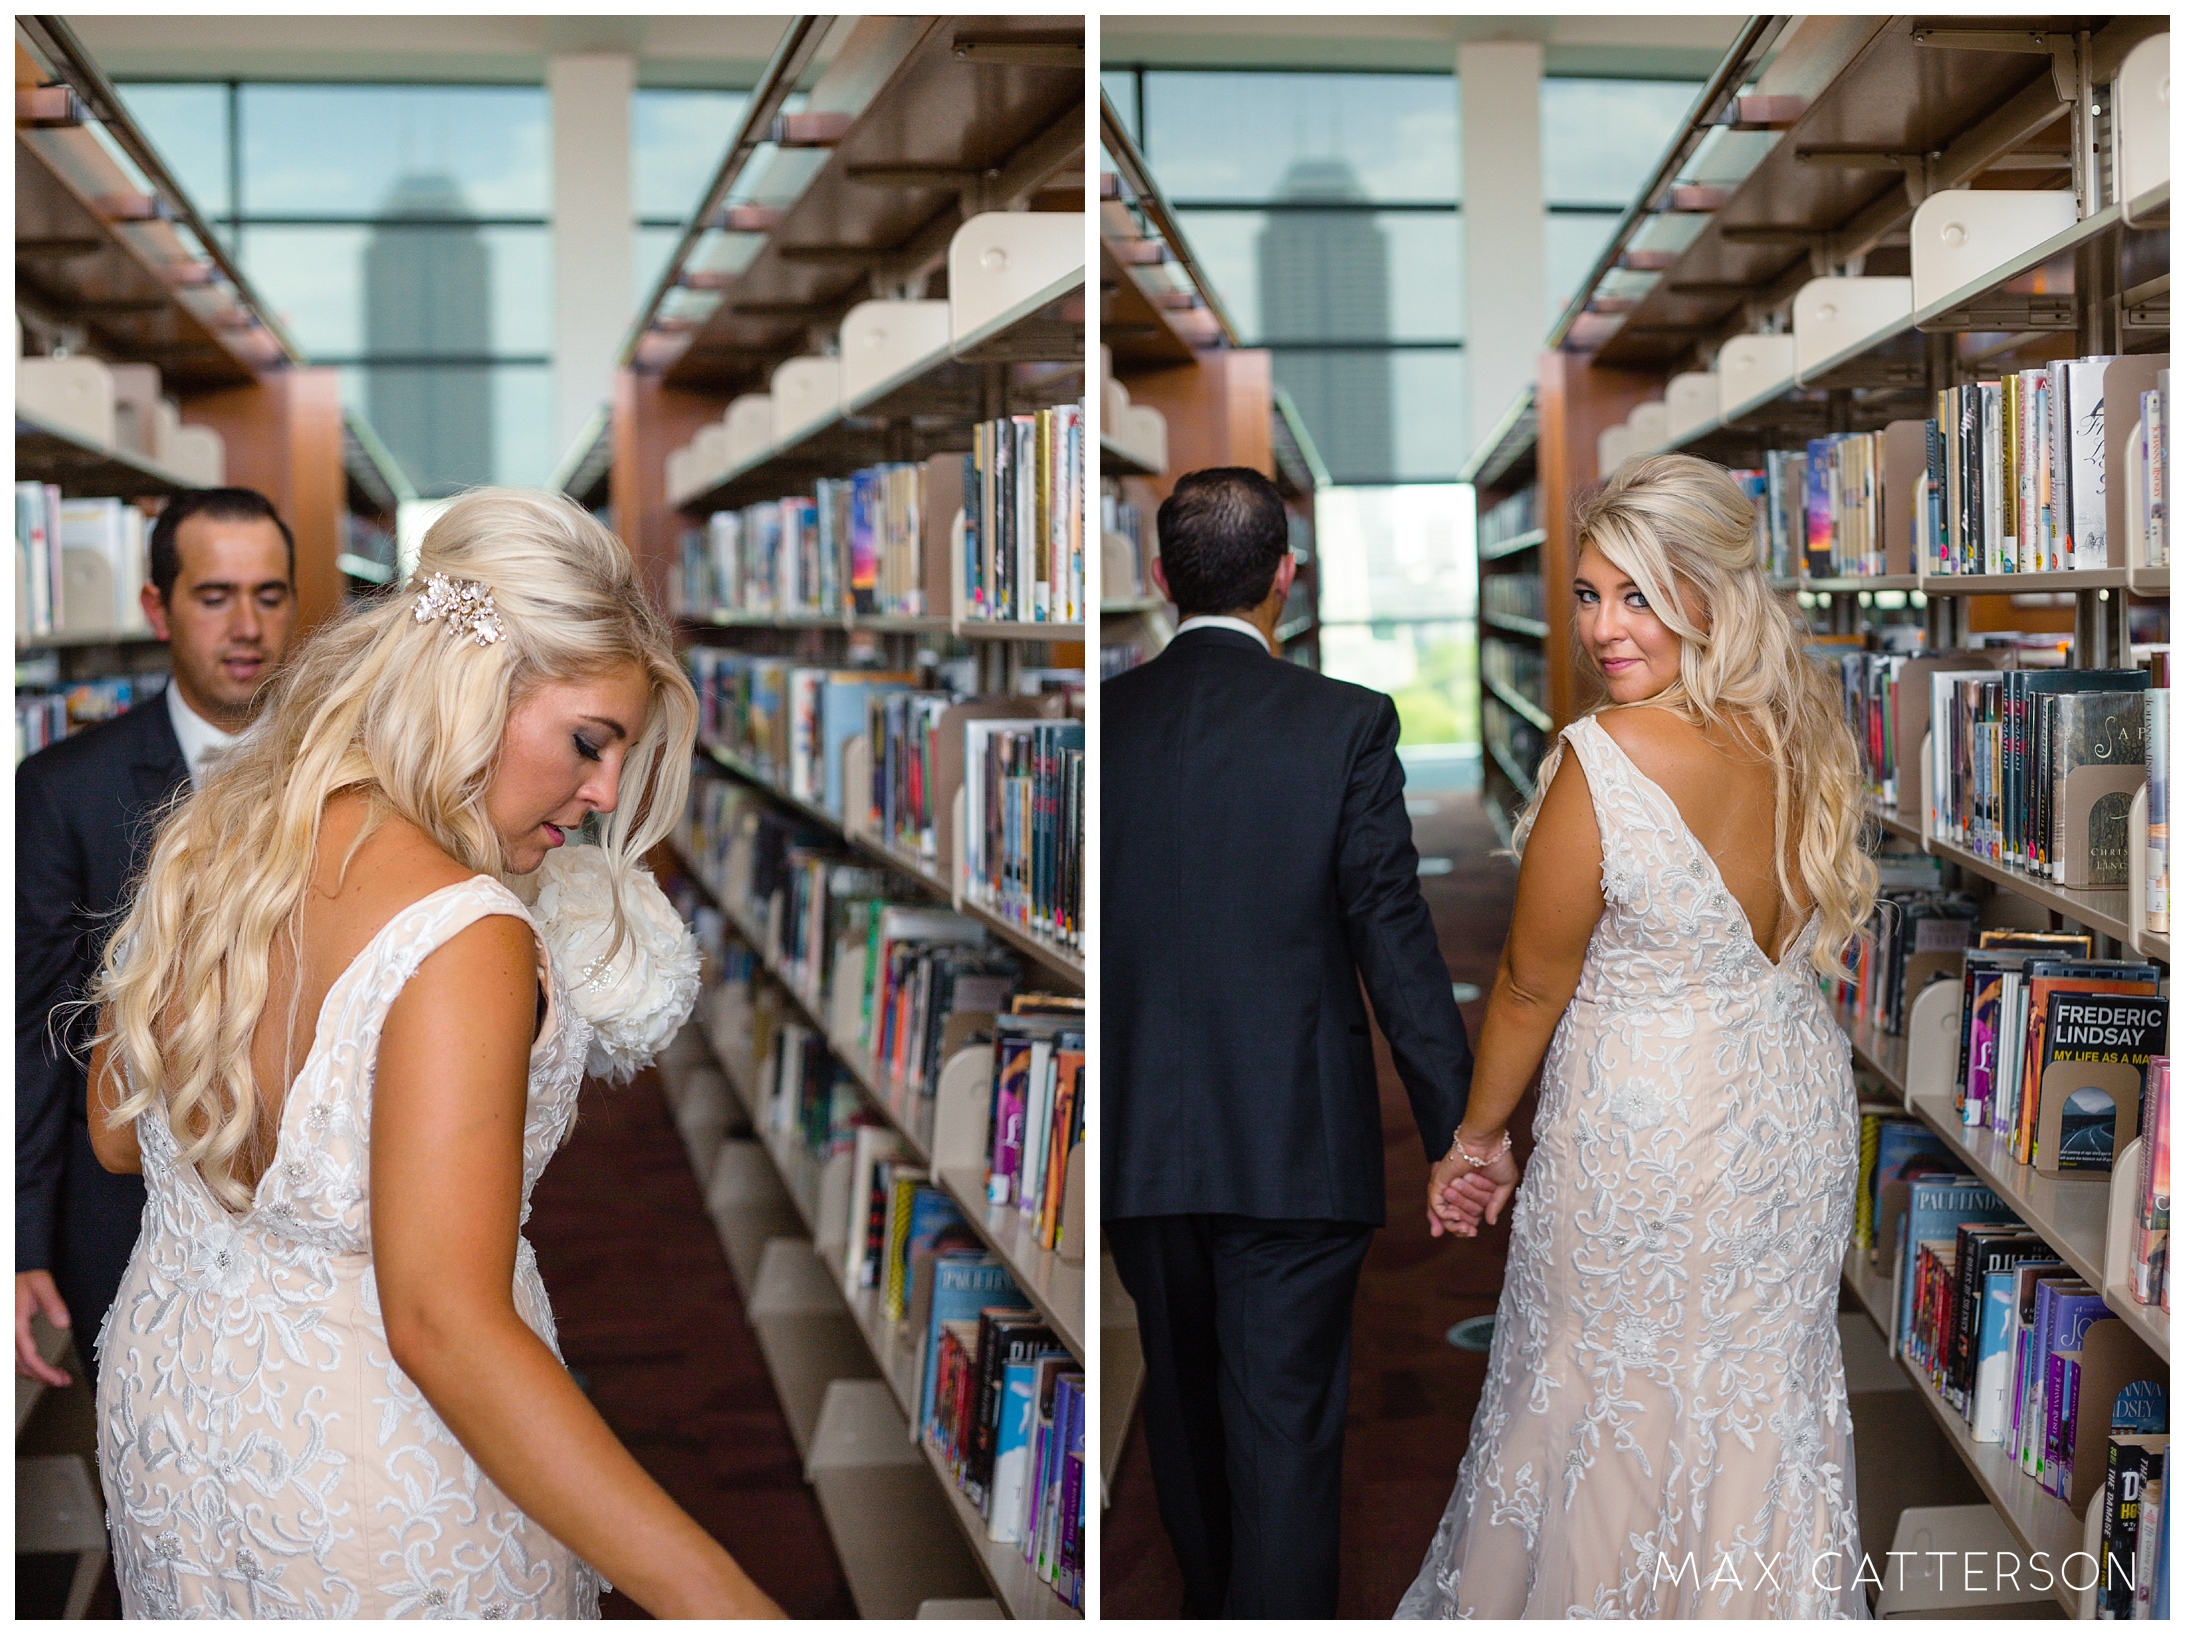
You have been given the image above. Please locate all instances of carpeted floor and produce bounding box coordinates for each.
[1102,785,1530,1619]
[527,1067,857,1620]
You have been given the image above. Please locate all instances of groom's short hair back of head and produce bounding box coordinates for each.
[1157,466,1289,618]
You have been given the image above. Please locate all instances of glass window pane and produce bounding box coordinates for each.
[1174,210,1461,346]
[1546,212,1623,320]
[1318,617,1480,747]
[1315,485,1476,622]
[113,82,231,222]
[242,224,547,360]
[240,84,549,217]
[1274,348,1468,486]
[338,361,552,496]
[240,225,367,355]
[1143,71,1457,203]
[635,224,685,308]
[1100,70,1138,143]
[633,88,749,222]
[1540,78,1701,207]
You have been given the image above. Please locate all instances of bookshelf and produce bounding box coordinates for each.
[610,23,1085,1617]
[1541,13,2168,700]
[15,20,355,641]
[680,836,1083,1619]
[1464,385,1563,843]
[1532,19,2170,1617]
[1096,91,1326,677]
[1464,385,1553,844]
[1832,971,2167,1614]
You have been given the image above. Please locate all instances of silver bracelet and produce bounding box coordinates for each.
[1452,1129,1512,1170]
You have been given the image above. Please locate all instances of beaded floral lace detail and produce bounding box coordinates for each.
[1398,716,1867,1620]
[96,876,605,1619]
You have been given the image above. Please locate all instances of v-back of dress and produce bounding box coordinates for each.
[95,875,604,1619]
[1399,715,1868,1619]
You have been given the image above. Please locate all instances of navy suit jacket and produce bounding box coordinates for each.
[16,694,188,1320]
[1101,627,1474,1225]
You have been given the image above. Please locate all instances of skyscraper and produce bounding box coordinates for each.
[364,172,492,496]
[1256,158,1392,485]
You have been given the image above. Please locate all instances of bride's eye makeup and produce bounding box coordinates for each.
[574,733,604,763]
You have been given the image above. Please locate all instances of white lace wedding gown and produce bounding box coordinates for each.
[96,876,604,1619]
[1399,717,1868,1619]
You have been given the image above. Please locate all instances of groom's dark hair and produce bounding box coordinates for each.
[1156,466,1289,618]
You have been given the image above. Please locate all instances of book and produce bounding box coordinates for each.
[969,1316,1060,1519]
[2149,691,2170,936]
[918,1256,1024,1439]
[2041,1289,2115,1494]
[1894,1178,2015,1354]
[2035,993,2167,1173]
[1975,1259,2062,1442]
[2012,962,2163,1163]
[2049,688,2150,886]
[2134,1057,2170,1307]
[2133,1443,2167,1617]
[2061,356,2121,567]
[844,1126,907,1293]
[880,1167,932,1320]
[1949,1226,2051,1410]
[2103,1432,2166,1616]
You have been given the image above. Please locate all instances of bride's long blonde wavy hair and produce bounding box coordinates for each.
[1513,453,1876,979]
[88,488,697,1210]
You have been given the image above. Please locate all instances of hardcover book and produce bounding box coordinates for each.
[2034,993,2167,1173]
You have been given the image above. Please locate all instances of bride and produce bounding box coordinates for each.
[83,490,782,1618]
[1403,455,1877,1618]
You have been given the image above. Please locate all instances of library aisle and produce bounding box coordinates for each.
[504,1067,858,1620]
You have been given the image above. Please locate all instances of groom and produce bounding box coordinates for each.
[1104,466,1476,1617]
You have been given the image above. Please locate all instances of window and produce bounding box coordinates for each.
[1540,77,1703,315]
[1118,67,1463,485]
[117,80,554,494]
[632,88,750,300]
[1316,485,1478,752]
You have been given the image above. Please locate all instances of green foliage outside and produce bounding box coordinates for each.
[1392,633,1479,747]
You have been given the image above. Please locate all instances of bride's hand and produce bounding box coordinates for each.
[1465,1144,1522,1230]
[1426,1149,1484,1237]
[1429,1133,1521,1238]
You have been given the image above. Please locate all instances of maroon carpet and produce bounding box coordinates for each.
[527,1068,856,1619]
[1102,787,1529,1618]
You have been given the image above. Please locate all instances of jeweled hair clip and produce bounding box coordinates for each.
[413,572,506,647]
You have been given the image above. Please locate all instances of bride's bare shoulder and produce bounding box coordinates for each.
[1594,703,1710,780]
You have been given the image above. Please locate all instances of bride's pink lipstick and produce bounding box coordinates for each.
[541,822,566,847]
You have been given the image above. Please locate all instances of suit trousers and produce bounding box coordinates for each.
[1109,1212,1374,1619]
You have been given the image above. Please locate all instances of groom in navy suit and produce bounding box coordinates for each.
[16,488,296,1385]
[1103,466,1476,1617]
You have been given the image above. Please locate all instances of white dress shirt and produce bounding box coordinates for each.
[1174,614,1271,653]
[165,682,239,790]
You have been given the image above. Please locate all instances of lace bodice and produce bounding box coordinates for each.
[1400,716,1867,1619]
[96,875,604,1619]
[1552,714,1823,1016]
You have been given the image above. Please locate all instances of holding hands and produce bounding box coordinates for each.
[1426,1128,1520,1239]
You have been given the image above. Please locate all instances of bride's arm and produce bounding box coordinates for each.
[1429,749,1604,1236]
[372,914,782,1620]
[86,1020,142,1175]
